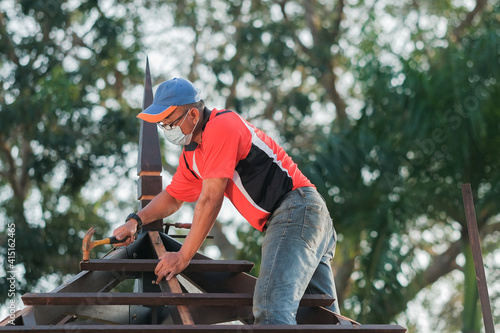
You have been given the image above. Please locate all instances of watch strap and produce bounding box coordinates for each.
[126,213,143,229]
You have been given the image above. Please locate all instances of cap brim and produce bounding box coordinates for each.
[137,105,177,123]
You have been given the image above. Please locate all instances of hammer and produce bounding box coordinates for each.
[82,227,129,262]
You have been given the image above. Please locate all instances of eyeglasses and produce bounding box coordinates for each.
[157,109,190,130]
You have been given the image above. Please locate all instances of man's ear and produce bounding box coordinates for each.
[191,107,201,123]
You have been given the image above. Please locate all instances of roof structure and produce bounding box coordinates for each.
[0,60,406,333]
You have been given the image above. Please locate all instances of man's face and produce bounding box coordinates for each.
[158,108,190,130]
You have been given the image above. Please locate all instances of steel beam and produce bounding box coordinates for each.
[22,292,334,308]
[148,231,194,325]
[30,247,130,325]
[461,184,495,333]
[137,57,163,232]
[0,324,407,332]
[80,259,254,273]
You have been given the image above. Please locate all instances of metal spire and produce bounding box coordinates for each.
[137,56,163,232]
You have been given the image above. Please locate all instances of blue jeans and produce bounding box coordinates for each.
[253,187,339,325]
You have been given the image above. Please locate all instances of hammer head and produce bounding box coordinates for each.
[82,227,96,261]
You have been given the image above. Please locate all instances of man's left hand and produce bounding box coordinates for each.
[154,251,190,284]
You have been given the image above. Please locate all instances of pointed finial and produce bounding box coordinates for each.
[138,56,162,175]
[143,56,153,111]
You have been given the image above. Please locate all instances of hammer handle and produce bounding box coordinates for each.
[108,235,123,244]
[93,235,129,247]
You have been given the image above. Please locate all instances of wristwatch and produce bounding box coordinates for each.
[126,213,143,229]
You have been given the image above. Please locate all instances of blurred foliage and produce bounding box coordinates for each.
[236,224,263,278]
[1,0,500,332]
[303,3,500,329]
[156,0,500,330]
[0,0,145,301]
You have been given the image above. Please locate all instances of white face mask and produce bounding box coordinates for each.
[162,112,199,145]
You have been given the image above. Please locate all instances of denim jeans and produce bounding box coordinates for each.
[253,187,339,325]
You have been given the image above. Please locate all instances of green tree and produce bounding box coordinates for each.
[0,0,144,301]
[307,3,500,330]
[146,0,500,331]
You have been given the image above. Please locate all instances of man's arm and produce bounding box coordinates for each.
[154,177,228,283]
[113,190,184,246]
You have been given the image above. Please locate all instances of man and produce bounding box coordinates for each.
[113,77,339,324]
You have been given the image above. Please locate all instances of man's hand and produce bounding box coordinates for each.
[112,220,138,247]
[154,251,190,284]
[151,179,226,285]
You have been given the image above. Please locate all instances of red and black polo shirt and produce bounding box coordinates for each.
[166,108,314,231]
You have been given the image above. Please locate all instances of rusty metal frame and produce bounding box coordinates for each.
[79,259,254,273]
[461,184,495,333]
[0,324,407,332]
[22,292,334,308]
[148,230,195,324]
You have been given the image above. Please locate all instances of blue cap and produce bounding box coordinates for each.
[137,78,201,122]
